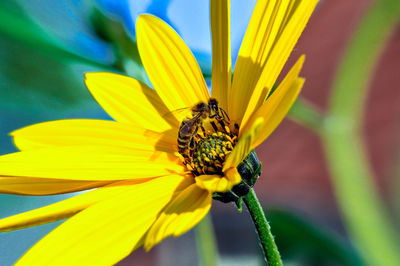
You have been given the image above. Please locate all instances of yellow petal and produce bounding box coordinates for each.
[230,0,292,123]
[210,0,231,111]
[16,175,186,266]
[136,14,209,112]
[11,119,176,152]
[85,72,178,132]
[224,167,242,186]
[277,0,300,36]
[0,146,185,181]
[0,179,143,232]
[194,173,240,193]
[223,118,264,171]
[230,0,318,127]
[144,183,211,250]
[240,55,305,135]
[249,77,305,149]
[0,176,109,195]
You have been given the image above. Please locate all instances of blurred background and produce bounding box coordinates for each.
[0,0,399,265]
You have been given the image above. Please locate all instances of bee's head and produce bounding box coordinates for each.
[194,102,208,112]
[191,102,208,119]
[208,98,221,118]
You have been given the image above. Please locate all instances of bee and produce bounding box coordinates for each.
[177,98,229,158]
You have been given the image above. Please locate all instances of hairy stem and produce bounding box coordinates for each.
[243,188,282,266]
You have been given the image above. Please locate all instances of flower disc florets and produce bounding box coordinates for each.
[177,100,238,177]
[177,110,262,205]
[192,131,234,175]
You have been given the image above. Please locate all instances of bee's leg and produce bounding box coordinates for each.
[201,166,206,175]
[210,121,219,132]
[179,151,191,165]
[233,123,240,135]
[200,124,207,137]
[189,140,194,150]
[220,108,230,122]
[210,113,223,121]
[178,146,186,157]
[189,137,196,156]
[217,119,231,134]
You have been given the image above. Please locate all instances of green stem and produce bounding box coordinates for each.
[243,188,282,266]
[194,214,218,266]
[322,0,400,265]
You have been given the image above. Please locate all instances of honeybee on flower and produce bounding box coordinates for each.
[0,0,318,264]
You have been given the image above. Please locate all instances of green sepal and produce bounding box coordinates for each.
[213,150,261,207]
[235,197,243,212]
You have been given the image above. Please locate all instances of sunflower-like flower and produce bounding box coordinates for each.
[0,0,317,264]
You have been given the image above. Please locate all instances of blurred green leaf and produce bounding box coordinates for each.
[195,214,218,266]
[89,7,148,83]
[0,35,102,111]
[0,2,111,68]
[289,98,325,133]
[267,81,325,133]
[322,0,400,264]
[0,2,117,113]
[266,209,363,266]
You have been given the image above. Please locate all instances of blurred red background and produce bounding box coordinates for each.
[257,0,400,228]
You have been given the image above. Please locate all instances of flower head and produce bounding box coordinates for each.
[0,0,317,264]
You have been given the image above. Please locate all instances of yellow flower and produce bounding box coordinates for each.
[0,0,317,264]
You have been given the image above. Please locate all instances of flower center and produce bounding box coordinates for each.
[191,131,234,175]
[178,117,238,176]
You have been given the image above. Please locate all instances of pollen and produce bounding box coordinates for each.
[187,128,236,176]
[176,99,237,176]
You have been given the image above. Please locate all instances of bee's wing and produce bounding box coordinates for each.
[162,107,192,121]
